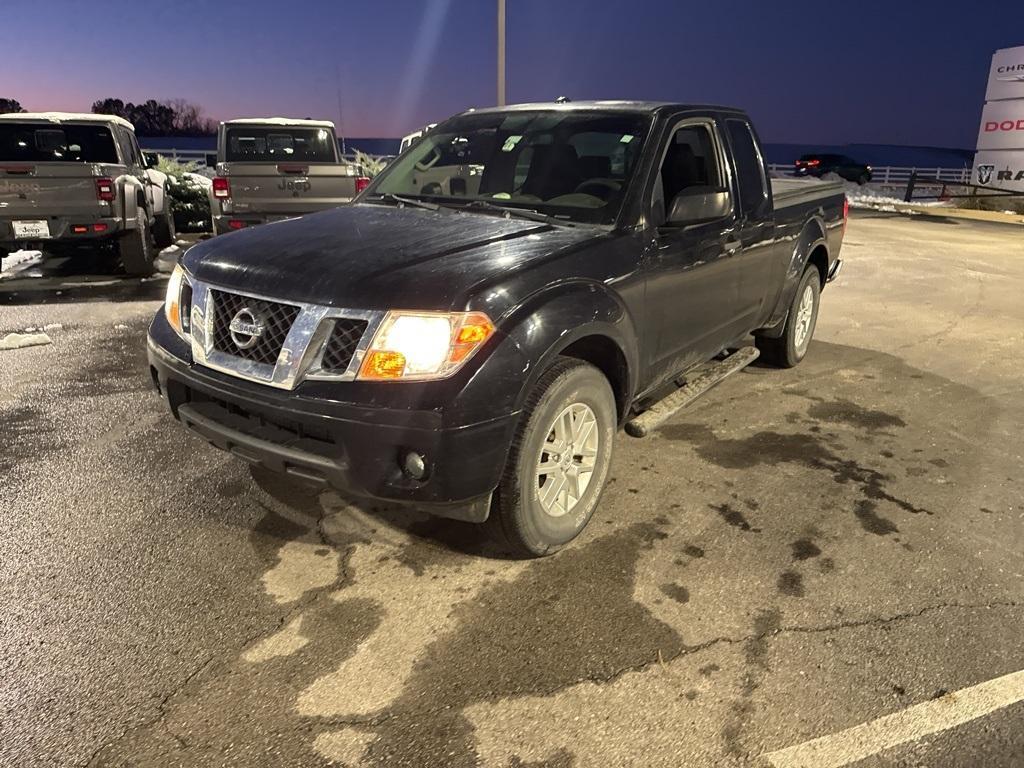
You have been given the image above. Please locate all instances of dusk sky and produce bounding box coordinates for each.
[4,0,1024,147]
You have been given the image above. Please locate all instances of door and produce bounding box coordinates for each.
[723,118,778,324]
[642,119,745,386]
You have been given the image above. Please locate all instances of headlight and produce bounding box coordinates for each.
[357,311,495,381]
[164,264,190,339]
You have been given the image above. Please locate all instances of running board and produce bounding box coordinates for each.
[625,346,760,438]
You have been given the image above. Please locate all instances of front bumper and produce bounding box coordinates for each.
[147,325,518,523]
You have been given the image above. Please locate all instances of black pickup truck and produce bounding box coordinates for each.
[148,101,846,556]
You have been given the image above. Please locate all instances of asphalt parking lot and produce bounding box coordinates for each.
[1,211,1023,767]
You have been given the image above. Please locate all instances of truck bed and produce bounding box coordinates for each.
[770,176,845,209]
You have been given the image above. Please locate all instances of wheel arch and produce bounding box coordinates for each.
[498,281,639,424]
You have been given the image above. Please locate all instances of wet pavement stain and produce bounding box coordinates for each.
[661,423,929,531]
[854,499,900,536]
[710,502,761,533]
[96,597,384,766]
[791,538,822,561]
[721,608,782,758]
[682,544,705,558]
[659,583,690,604]
[777,570,805,598]
[353,523,684,767]
[508,749,575,768]
[806,398,906,431]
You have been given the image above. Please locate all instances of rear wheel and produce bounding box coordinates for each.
[755,266,821,368]
[491,357,617,557]
[116,216,156,276]
[153,212,176,250]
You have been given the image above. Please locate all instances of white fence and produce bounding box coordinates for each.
[767,164,971,185]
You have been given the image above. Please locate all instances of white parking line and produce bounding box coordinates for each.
[764,668,1024,768]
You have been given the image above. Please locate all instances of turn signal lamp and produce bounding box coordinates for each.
[358,311,495,381]
[164,264,190,339]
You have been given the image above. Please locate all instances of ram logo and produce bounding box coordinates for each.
[977,164,995,185]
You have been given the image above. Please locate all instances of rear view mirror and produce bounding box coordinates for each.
[667,187,732,225]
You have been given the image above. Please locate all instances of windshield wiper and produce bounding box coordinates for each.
[452,199,577,228]
[365,192,441,211]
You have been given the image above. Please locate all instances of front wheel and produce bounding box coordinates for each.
[755,266,821,368]
[492,357,617,557]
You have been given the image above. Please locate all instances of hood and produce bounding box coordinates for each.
[183,204,596,311]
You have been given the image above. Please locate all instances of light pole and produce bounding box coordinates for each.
[497,0,506,106]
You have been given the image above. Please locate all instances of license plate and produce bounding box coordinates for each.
[12,220,50,239]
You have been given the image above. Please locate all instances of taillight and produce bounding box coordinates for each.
[213,177,231,199]
[842,196,849,234]
[96,177,115,202]
[807,159,820,167]
[355,176,371,194]
[228,219,246,230]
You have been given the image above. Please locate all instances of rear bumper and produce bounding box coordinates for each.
[147,325,518,523]
[0,215,124,249]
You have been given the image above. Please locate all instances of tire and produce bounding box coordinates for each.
[153,212,176,250]
[857,172,869,185]
[116,216,156,276]
[491,357,617,557]
[755,266,821,368]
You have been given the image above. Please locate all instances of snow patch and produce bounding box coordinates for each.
[0,332,52,351]
[1,250,44,281]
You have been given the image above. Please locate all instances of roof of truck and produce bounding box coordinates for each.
[221,117,336,129]
[0,111,136,130]
[455,100,745,116]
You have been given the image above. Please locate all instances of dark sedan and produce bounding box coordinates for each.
[794,153,873,184]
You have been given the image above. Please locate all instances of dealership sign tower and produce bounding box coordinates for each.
[974,45,1024,191]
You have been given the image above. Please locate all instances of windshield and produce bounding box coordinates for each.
[0,123,119,163]
[223,126,337,163]
[371,110,650,225]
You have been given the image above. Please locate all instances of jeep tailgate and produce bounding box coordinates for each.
[220,162,361,216]
[0,163,123,218]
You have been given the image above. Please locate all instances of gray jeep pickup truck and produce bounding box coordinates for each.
[151,101,846,556]
[208,118,369,235]
[0,112,173,275]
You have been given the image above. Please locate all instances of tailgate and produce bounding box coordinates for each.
[223,162,360,215]
[0,163,115,219]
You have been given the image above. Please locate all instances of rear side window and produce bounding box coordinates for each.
[224,126,337,162]
[0,123,119,163]
[726,119,768,217]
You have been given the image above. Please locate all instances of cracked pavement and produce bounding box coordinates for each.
[1,211,1023,767]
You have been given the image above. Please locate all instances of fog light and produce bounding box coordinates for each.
[402,451,427,480]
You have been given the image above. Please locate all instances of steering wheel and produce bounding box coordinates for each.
[572,179,620,200]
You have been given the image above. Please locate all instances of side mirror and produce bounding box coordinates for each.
[142,151,160,169]
[666,186,732,225]
[205,153,218,168]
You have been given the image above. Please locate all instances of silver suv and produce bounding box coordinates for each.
[0,112,173,275]
[209,118,368,235]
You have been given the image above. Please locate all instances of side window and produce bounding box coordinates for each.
[114,128,136,167]
[726,119,767,217]
[129,132,145,167]
[652,122,722,224]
